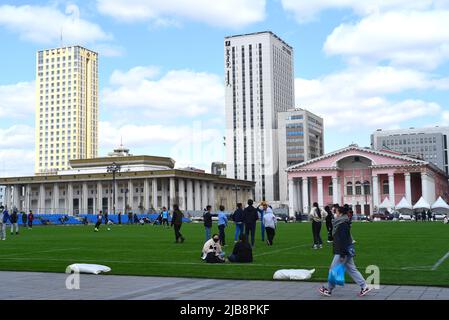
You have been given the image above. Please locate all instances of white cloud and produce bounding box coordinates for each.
[0,149,34,177]
[0,125,34,148]
[0,4,111,45]
[97,0,266,28]
[295,66,445,129]
[281,0,446,23]
[0,81,34,119]
[101,66,224,118]
[324,10,449,69]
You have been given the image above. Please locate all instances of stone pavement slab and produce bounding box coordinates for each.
[0,271,448,300]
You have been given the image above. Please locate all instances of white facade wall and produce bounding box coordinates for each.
[225,31,295,202]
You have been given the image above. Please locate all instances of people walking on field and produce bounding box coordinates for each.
[21,211,27,228]
[262,202,277,245]
[28,210,34,229]
[127,211,133,224]
[201,234,225,263]
[161,207,170,227]
[232,203,244,242]
[243,199,258,247]
[325,205,334,243]
[228,234,253,263]
[427,209,432,221]
[310,202,324,249]
[217,205,228,246]
[94,211,103,232]
[256,202,267,242]
[203,205,213,242]
[10,208,19,235]
[171,204,185,243]
[319,206,373,297]
[421,210,426,222]
[0,206,8,240]
[118,211,122,224]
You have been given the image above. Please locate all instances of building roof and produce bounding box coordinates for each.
[224,31,293,50]
[285,144,449,177]
[69,155,176,169]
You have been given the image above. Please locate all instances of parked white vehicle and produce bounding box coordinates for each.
[399,213,413,220]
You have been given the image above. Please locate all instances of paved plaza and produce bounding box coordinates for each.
[0,271,448,300]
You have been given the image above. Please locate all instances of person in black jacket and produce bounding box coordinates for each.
[228,233,253,263]
[319,206,373,297]
[203,205,213,242]
[243,199,258,247]
[171,204,185,243]
[325,205,335,243]
[233,203,244,242]
[10,208,19,235]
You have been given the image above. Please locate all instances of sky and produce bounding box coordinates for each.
[0,0,449,177]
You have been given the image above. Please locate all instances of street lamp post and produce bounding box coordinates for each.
[107,162,121,215]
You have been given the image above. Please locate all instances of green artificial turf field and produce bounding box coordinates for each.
[0,221,448,286]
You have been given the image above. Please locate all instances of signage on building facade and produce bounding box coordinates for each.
[225,41,232,87]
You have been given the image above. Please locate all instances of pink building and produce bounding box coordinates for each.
[287,145,449,216]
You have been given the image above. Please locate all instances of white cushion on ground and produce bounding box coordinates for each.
[65,264,111,274]
[273,269,315,280]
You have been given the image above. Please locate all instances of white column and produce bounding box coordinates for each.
[302,177,309,214]
[82,182,88,214]
[332,176,339,204]
[38,184,45,214]
[194,180,201,211]
[25,185,31,213]
[128,180,134,212]
[97,182,103,214]
[53,184,59,214]
[161,179,168,208]
[317,177,324,208]
[388,173,395,206]
[4,186,11,209]
[152,179,158,210]
[421,172,429,203]
[143,179,150,212]
[404,173,412,204]
[169,177,176,209]
[12,185,20,210]
[201,181,208,209]
[67,183,73,215]
[372,174,379,210]
[288,178,296,217]
[114,181,119,214]
[208,182,215,211]
[295,179,302,212]
[186,179,194,211]
[178,179,186,210]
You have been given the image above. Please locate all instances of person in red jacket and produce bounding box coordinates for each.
[28,210,34,229]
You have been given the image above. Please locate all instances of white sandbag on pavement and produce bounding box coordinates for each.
[65,264,111,274]
[273,269,315,280]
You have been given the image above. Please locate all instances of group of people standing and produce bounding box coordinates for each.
[202,199,278,248]
[0,206,34,240]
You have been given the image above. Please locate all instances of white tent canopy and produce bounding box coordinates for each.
[378,197,392,211]
[412,197,431,211]
[396,197,413,213]
[431,196,449,214]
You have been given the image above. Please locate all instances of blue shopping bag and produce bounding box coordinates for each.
[328,263,346,286]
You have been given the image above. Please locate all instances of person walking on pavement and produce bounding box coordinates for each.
[232,203,244,242]
[243,199,258,247]
[171,204,185,243]
[318,206,373,297]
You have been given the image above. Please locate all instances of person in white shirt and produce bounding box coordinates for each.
[201,234,225,263]
[262,202,277,246]
[310,202,327,249]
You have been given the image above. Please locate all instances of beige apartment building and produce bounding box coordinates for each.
[35,46,98,175]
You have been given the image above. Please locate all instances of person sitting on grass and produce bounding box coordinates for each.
[228,234,252,263]
[318,206,373,298]
[201,234,225,263]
